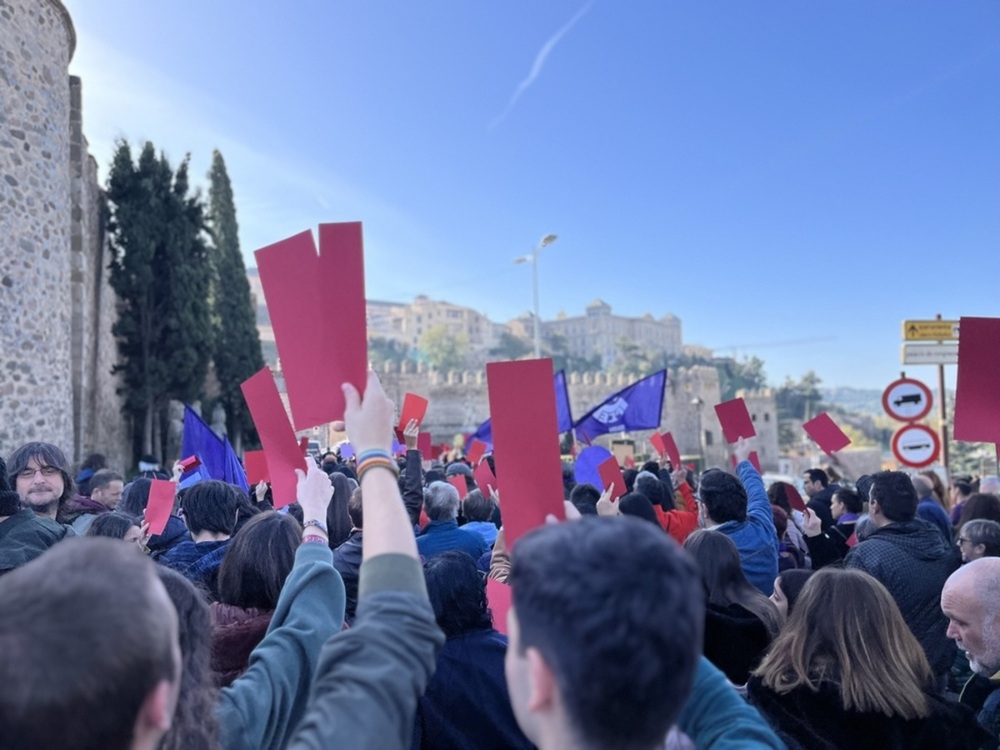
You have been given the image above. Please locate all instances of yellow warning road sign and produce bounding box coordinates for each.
[902,320,960,341]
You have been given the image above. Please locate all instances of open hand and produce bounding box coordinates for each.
[402,418,419,450]
[802,507,822,537]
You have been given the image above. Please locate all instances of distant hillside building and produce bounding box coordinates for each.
[539,299,683,366]
[365,295,501,352]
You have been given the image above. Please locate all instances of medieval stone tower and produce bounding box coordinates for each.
[0,0,127,469]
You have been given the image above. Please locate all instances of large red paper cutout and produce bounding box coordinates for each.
[467,439,488,466]
[715,398,756,443]
[954,317,1000,444]
[244,450,270,485]
[241,367,306,509]
[448,475,469,500]
[145,479,176,536]
[803,412,852,454]
[487,359,565,547]
[474,461,497,496]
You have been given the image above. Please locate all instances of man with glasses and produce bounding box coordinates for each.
[7,441,75,521]
[0,454,71,576]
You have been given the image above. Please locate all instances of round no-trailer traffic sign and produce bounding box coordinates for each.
[882,378,933,422]
[891,424,940,468]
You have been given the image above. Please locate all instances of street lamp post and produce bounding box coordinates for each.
[514,234,558,358]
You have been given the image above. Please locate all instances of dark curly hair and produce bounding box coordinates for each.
[423,551,492,638]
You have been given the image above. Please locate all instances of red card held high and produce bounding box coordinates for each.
[954,317,1000,444]
[244,450,270,485]
[487,359,565,547]
[598,456,628,501]
[474,460,497,496]
[467,439,488,466]
[784,484,807,514]
[658,432,682,468]
[398,393,429,431]
[145,479,176,537]
[241,367,307,509]
[448,475,469,500]
[715,398,756,443]
[803,412,852,454]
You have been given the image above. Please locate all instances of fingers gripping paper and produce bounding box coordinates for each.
[487,359,565,547]
[254,224,368,430]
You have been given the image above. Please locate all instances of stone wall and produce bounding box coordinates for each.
[0,1,128,470]
[372,363,778,470]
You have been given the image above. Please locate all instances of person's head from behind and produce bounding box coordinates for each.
[119,477,153,518]
[91,469,125,510]
[218,511,301,611]
[697,468,747,526]
[462,489,495,523]
[326,472,356,548]
[755,568,932,720]
[957,519,1000,563]
[618,492,660,527]
[951,479,974,506]
[633,471,666,510]
[506,516,702,750]
[424,481,460,522]
[911,474,934,502]
[568,483,600,516]
[766,481,793,514]
[770,569,814,619]
[87,512,144,546]
[348,486,364,529]
[941,558,1000,677]
[868,470,918,527]
[0,538,180,750]
[179,480,240,537]
[960,493,1000,528]
[831,488,863,519]
[771,505,788,540]
[802,469,828,498]
[424,550,492,639]
[7,441,74,518]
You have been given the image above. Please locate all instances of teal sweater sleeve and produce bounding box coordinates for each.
[676,657,786,749]
[288,554,445,750]
[217,541,346,750]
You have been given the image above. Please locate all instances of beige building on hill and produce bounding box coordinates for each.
[365,295,501,352]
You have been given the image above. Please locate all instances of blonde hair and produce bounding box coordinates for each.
[754,568,932,719]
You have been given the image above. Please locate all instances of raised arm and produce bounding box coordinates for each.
[733,438,773,532]
[401,419,423,526]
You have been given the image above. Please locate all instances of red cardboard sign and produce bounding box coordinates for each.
[254,224,367,431]
[145,479,176,537]
[730,451,762,474]
[715,398,756,443]
[486,577,512,635]
[784,484,807,513]
[954,317,1000,444]
[597,456,627,501]
[448,475,469,500]
[179,455,201,472]
[657,432,682,468]
[398,393,429,431]
[803,412,852,454]
[417,432,432,456]
[467,439,488,466]
[244,450,270,485]
[474,460,498,496]
[298,437,309,456]
[241,367,307,509]
[487,359,565,547]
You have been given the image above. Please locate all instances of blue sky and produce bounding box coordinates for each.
[68,1,1000,390]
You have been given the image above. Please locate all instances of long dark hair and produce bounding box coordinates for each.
[327,472,355,549]
[684,529,783,637]
[218,511,301,610]
[424,551,492,638]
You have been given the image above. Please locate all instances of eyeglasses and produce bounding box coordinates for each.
[17,466,61,480]
[956,537,972,545]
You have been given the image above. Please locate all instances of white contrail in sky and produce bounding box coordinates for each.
[490,1,595,129]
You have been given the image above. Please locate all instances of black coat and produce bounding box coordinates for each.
[703,602,772,685]
[747,676,994,750]
[844,519,961,676]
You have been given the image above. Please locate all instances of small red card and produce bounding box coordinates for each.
[730,451,762,473]
[803,412,851,454]
[145,479,176,536]
[398,393,429,431]
[474,461,497,496]
[598,456,628,501]
[715,398,756,443]
[244,450,270,484]
[660,432,682,467]
[448,475,469,499]
[179,455,201,472]
[845,531,858,548]
[417,432,432,456]
[486,577,512,635]
[467,439,488,466]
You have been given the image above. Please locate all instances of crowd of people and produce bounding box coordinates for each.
[2,371,1000,749]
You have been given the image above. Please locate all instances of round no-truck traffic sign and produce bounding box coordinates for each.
[891,424,940,468]
[882,378,933,422]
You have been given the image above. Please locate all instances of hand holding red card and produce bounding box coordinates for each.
[597,456,627,501]
[715,398,756,443]
[398,393,429,431]
[652,432,682,467]
[145,479,176,537]
[803,412,851,454]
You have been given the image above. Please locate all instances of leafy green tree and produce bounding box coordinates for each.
[419,326,468,371]
[368,336,412,369]
[107,141,213,461]
[206,150,264,452]
[489,330,532,360]
[715,356,768,400]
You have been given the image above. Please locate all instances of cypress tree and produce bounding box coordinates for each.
[106,141,213,461]
[206,150,264,452]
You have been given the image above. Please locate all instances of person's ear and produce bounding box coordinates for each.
[134,679,175,737]
[868,498,880,517]
[974,543,987,559]
[526,647,556,712]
